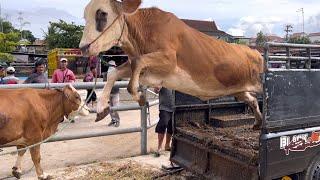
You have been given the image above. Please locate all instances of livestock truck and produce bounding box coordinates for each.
[170,42,320,180]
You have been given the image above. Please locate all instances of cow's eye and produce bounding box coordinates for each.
[95,9,108,32]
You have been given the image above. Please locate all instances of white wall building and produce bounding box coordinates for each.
[309,33,320,43]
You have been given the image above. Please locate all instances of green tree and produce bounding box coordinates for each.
[44,20,84,49]
[1,20,36,42]
[0,52,14,63]
[256,31,267,47]
[21,30,36,43]
[234,39,248,45]
[0,20,36,64]
[1,21,17,34]
[0,32,20,52]
[288,36,311,44]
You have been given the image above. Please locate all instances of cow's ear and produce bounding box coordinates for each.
[66,84,73,90]
[115,0,141,15]
[62,84,72,94]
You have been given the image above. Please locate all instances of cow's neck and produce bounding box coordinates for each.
[120,14,147,58]
[43,90,66,126]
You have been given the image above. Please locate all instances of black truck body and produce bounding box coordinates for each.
[170,43,320,180]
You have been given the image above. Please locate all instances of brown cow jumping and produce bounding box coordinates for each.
[80,0,264,129]
[0,85,89,180]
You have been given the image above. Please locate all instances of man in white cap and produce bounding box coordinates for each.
[2,66,19,84]
[106,60,121,127]
[52,58,76,83]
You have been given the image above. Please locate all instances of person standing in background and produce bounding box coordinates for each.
[106,60,121,127]
[52,58,76,83]
[2,67,19,84]
[83,66,97,109]
[51,58,76,123]
[89,56,98,69]
[0,64,6,84]
[154,87,174,157]
[24,60,48,84]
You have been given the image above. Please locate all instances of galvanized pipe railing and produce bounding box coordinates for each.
[49,127,142,142]
[264,42,320,69]
[2,120,159,148]
[0,81,159,155]
[110,100,159,112]
[265,42,320,49]
[140,90,148,155]
[0,81,129,90]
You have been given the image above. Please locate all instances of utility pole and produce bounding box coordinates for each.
[297,8,305,36]
[17,12,30,40]
[284,24,293,42]
[18,12,23,39]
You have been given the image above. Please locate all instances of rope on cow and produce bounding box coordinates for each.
[0,75,99,157]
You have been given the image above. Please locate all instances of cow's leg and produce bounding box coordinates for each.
[234,92,262,130]
[127,50,177,105]
[12,146,26,179]
[30,145,51,180]
[96,61,131,122]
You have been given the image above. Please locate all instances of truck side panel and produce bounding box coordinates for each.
[262,70,320,179]
[264,70,320,131]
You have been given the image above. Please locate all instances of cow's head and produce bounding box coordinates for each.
[79,0,141,55]
[63,85,90,118]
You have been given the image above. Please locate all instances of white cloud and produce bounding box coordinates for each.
[228,16,284,37]
[204,17,214,21]
[3,8,82,38]
[228,28,245,36]
[1,0,320,38]
[306,13,320,33]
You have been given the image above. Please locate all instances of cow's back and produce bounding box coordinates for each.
[176,18,264,91]
[0,89,47,118]
[0,89,51,145]
[126,8,264,95]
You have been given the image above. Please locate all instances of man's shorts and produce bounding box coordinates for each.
[86,89,97,103]
[155,110,173,134]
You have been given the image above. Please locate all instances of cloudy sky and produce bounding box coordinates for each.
[1,0,320,38]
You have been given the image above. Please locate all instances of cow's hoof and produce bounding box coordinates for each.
[12,167,22,179]
[127,86,133,95]
[138,94,146,106]
[96,107,110,122]
[38,174,53,180]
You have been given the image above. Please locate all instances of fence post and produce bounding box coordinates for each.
[286,47,290,69]
[306,48,311,69]
[140,88,148,155]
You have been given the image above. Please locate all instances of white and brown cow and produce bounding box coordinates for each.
[0,85,89,180]
[80,0,264,129]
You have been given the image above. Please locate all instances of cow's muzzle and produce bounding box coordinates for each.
[80,44,90,55]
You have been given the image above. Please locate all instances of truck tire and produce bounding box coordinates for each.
[304,155,320,180]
